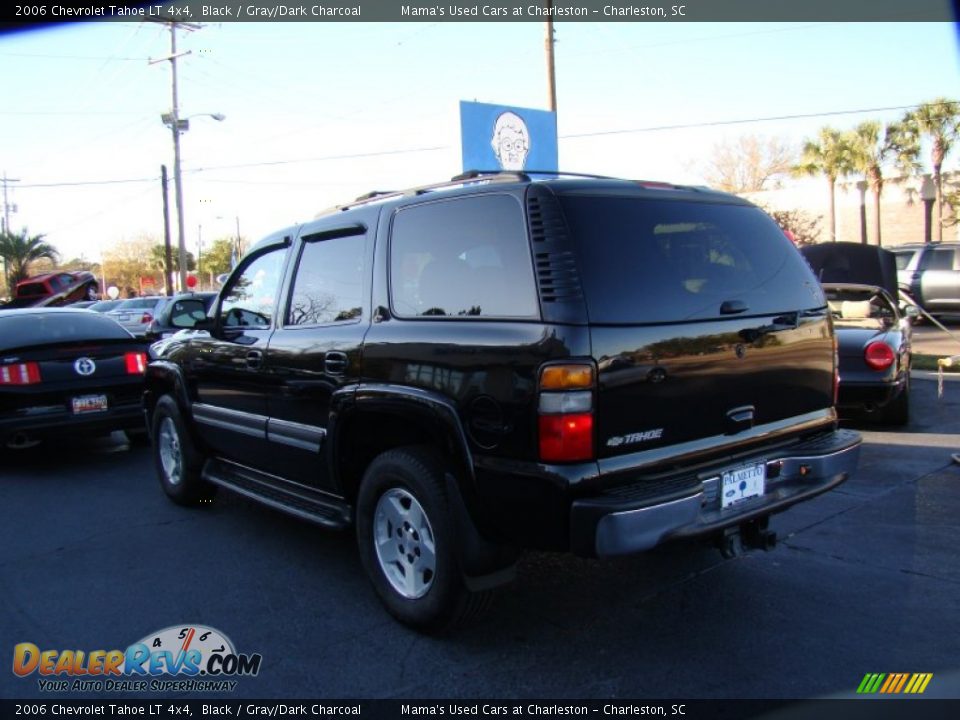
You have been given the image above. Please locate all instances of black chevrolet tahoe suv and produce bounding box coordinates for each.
[144,171,861,630]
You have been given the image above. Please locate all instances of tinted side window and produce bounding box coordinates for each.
[560,196,823,324]
[894,251,917,271]
[922,248,956,271]
[220,248,285,328]
[390,195,538,319]
[287,234,365,326]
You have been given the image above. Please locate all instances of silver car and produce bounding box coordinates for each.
[106,296,169,337]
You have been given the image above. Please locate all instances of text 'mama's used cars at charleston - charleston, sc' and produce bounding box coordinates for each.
[0,307,149,450]
[145,170,862,631]
[802,242,917,425]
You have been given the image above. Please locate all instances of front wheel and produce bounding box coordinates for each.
[355,447,490,632]
[152,395,216,505]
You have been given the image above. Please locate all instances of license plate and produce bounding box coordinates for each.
[72,394,108,414]
[721,462,766,508]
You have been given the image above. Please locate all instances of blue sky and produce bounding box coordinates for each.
[1,20,958,264]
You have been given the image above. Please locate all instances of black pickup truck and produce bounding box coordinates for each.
[144,171,861,631]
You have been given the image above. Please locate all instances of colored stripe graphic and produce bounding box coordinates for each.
[857,673,933,694]
[857,673,885,693]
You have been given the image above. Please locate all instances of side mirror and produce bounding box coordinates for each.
[170,298,211,329]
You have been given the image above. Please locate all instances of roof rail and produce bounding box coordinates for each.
[317,169,627,217]
[322,171,534,215]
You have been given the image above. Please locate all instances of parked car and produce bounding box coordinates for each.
[802,243,916,424]
[145,171,861,631]
[145,292,217,340]
[891,242,960,317]
[106,296,168,337]
[1,271,99,309]
[0,307,149,450]
[88,299,124,313]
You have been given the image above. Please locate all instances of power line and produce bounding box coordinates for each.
[560,104,924,140]
[8,102,941,189]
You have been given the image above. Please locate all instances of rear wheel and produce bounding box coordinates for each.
[152,395,216,505]
[85,283,100,301]
[355,447,490,632]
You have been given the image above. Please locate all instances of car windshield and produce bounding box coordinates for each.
[89,300,123,312]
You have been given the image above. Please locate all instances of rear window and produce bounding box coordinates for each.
[116,297,163,310]
[559,195,824,324]
[0,312,131,351]
[16,283,48,297]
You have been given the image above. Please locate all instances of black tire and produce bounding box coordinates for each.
[355,446,491,632]
[151,395,216,505]
[882,379,910,426]
[85,283,99,301]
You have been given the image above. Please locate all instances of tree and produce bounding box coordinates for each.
[198,237,240,281]
[899,98,960,243]
[0,228,60,289]
[703,134,796,193]
[845,121,916,246]
[793,127,855,243]
[761,206,823,246]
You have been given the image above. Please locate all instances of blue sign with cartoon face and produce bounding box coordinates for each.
[460,101,558,173]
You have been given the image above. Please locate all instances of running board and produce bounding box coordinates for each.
[202,458,352,530]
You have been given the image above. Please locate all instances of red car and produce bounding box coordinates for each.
[5,271,100,309]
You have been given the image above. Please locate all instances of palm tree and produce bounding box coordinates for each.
[0,228,60,289]
[846,121,918,246]
[793,127,854,242]
[900,98,960,243]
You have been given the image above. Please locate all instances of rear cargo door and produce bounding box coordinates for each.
[558,192,833,459]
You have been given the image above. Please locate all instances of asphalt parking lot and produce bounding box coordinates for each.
[2,373,959,702]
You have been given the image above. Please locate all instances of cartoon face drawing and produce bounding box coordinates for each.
[491,112,530,171]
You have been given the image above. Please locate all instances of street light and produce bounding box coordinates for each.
[161,111,224,291]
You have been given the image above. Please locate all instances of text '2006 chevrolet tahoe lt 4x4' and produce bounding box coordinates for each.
[145,171,861,631]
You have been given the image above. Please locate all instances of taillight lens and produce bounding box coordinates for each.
[0,362,41,385]
[124,352,148,375]
[538,363,595,463]
[140,312,153,324]
[864,342,895,371]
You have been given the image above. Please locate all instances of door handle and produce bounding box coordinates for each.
[324,351,348,375]
[246,350,263,369]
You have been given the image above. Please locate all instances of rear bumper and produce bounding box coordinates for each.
[569,428,861,557]
[0,403,144,443]
[837,376,906,412]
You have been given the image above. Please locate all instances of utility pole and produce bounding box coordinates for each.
[150,21,198,294]
[169,22,187,293]
[2,172,20,234]
[1,172,20,291]
[161,165,174,296]
[544,2,557,112]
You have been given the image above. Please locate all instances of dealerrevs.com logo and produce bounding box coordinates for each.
[12,625,262,693]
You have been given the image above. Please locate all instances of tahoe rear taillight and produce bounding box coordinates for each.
[864,342,895,371]
[124,352,148,375]
[538,363,595,463]
[0,362,41,386]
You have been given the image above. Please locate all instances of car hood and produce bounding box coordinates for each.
[801,242,899,301]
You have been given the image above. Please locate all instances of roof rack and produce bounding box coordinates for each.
[317,169,628,217]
